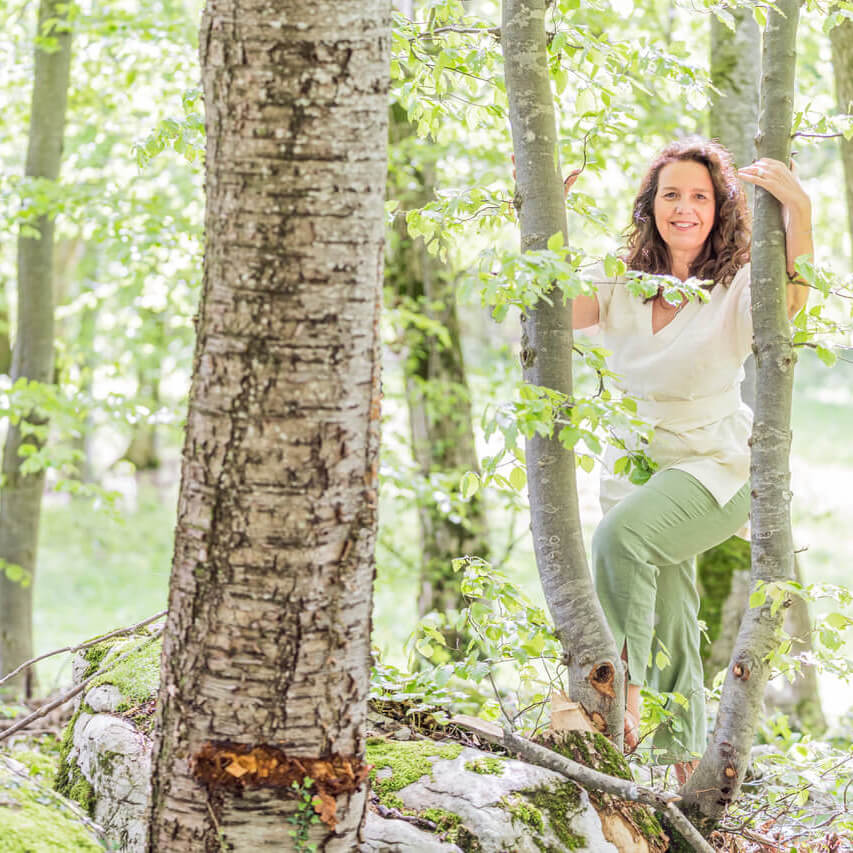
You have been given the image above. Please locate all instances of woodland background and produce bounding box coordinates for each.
[1,0,853,846]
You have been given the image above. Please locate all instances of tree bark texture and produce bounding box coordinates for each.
[146,2,390,850]
[682,0,800,827]
[703,9,824,730]
[502,0,623,740]
[830,14,853,248]
[0,0,72,700]
[387,109,490,635]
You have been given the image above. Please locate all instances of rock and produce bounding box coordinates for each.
[360,737,653,853]
[55,631,161,852]
[83,684,123,713]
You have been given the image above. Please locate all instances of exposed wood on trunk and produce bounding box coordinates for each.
[146,2,390,849]
[681,0,800,827]
[0,0,72,700]
[502,0,623,740]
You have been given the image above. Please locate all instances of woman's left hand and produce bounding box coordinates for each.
[738,157,812,222]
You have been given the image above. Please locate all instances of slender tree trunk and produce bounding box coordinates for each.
[146,2,389,850]
[698,7,762,688]
[502,0,623,740]
[387,109,489,639]
[701,9,825,733]
[682,0,800,828]
[830,14,853,251]
[0,0,72,700]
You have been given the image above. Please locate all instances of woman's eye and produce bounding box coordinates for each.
[664,192,677,199]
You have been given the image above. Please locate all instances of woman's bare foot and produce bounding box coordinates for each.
[674,759,699,786]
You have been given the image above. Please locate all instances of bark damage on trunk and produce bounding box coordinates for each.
[0,0,72,700]
[501,0,623,740]
[680,0,800,830]
[146,2,390,850]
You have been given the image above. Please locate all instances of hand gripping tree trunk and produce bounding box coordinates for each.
[680,0,800,829]
[145,2,390,850]
[502,0,623,740]
[0,0,72,700]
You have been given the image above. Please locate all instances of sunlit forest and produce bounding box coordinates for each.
[1,0,852,850]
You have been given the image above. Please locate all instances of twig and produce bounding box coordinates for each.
[457,720,714,853]
[791,131,844,139]
[0,627,164,743]
[0,609,167,688]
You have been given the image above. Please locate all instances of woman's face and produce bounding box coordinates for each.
[653,160,716,262]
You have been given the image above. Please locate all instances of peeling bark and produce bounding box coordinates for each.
[0,0,72,700]
[146,2,390,850]
[681,0,800,827]
[501,0,623,741]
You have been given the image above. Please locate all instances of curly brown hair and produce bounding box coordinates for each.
[622,137,751,289]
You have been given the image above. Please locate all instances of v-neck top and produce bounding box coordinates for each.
[580,262,753,513]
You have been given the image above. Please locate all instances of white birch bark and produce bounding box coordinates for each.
[146,1,390,849]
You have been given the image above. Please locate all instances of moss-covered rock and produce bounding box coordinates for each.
[0,756,103,852]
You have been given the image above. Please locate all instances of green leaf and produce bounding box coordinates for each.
[460,471,480,500]
[575,88,596,115]
[603,255,625,278]
[749,586,767,609]
[825,612,851,630]
[816,346,837,367]
[546,231,564,252]
[753,5,767,29]
[509,467,527,491]
[577,454,594,473]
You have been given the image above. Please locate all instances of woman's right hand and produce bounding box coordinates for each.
[511,155,582,198]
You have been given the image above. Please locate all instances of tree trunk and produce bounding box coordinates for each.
[681,0,800,828]
[0,0,72,700]
[701,8,825,733]
[502,0,623,740]
[387,108,490,642]
[145,2,390,850]
[830,13,853,250]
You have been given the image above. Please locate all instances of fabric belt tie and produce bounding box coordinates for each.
[634,388,743,432]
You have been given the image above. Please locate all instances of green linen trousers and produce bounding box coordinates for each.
[592,468,750,762]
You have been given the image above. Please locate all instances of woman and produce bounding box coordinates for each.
[572,137,812,784]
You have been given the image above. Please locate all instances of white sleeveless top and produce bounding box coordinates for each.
[579,263,753,515]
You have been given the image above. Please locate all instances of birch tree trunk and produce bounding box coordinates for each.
[681,0,800,828]
[502,0,623,739]
[146,2,390,849]
[0,0,72,700]
[830,14,853,248]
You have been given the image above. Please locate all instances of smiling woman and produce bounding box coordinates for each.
[569,136,815,785]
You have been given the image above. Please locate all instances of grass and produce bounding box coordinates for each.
[33,483,174,691]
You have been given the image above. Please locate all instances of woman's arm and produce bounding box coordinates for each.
[738,158,812,319]
[573,293,600,329]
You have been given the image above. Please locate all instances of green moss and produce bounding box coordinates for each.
[543,731,633,781]
[82,641,114,679]
[87,633,162,708]
[8,750,58,785]
[527,782,586,851]
[464,757,505,776]
[0,766,103,852]
[422,807,462,833]
[366,737,462,806]
[697,536,750,672]
[53,706,94,816]
[500,795,544,833]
